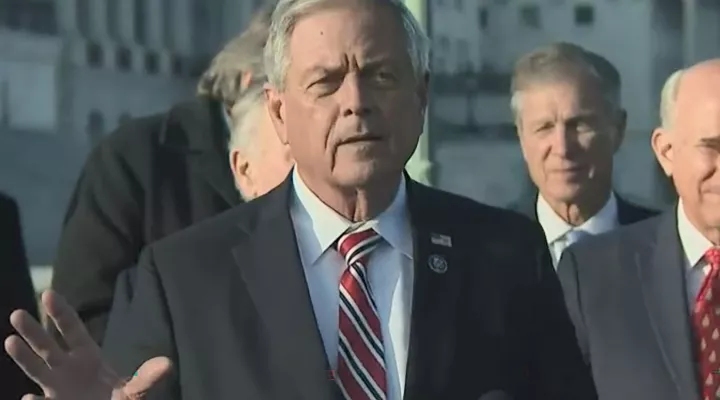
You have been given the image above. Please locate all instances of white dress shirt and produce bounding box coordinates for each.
[536,192,619,267]
[678,200,716,307]
[289,169,414,400]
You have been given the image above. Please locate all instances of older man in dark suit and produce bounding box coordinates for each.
[557,59,720,400]
[509,43,656,267]
[50,1,282,344]
[0,192,40,397]
[5,0,597,399]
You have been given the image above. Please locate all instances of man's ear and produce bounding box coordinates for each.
[264,84,289,145]
[230,149,254,198]
[651,127,674,178]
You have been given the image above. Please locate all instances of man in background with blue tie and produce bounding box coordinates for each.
[5,0,596,398]
[509,43,656,266]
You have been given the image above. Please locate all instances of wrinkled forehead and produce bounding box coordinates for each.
[286,4,410,72]
[519,78,607,116]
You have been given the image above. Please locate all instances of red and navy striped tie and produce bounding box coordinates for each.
[335,227,387,400]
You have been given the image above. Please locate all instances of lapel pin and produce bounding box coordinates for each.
[428,254,448,274]
[430,233,452,247]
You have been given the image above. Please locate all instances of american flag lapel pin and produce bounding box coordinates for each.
[430,232,452,248]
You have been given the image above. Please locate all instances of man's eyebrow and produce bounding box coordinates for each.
[699,137,720,146]
[300,65,343,81]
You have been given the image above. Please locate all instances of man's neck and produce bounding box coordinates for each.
[296,169,402,222]
[542,189,611,227]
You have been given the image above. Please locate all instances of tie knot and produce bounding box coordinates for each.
[336,227,381,267]
[706,247,720,268]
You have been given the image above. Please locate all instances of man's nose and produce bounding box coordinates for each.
[339,75,371,117]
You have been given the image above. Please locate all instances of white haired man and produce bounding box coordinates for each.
[556,59,720,400]
[6,0,596,399]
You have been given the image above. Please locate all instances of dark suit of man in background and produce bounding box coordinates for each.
[508,43,656,267]
[50,2,278,344]
[4,0,597,399]
[557,59,720,400]
[0,192,40,397]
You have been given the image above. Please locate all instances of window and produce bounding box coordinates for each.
[86,42,103,67]
[106,0,119,39]
[172,55,183,76]
[574,5,595,26]
[133,0,146,45]
[478,8,488,30]
[162,0,174,48]
[519,5,541,29]
[87,110,105,146]
[0,0,57,34]
[116,46,132,71]
[76,0,90,36]
[144,51,159,74]
[456,39,470,71]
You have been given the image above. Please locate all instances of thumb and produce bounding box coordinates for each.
[122,356,172,397]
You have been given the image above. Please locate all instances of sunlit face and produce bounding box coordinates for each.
[516,78,624,203]
[653,77,720,230]
[265,3,427,191]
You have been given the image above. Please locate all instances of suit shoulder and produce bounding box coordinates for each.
[411,183,542,233]
[570,214,662,256]
[147,200,259,255]
[0,192,17,211]
[93,112,167,155]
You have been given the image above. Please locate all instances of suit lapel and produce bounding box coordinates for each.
[636,209,700,399]
[161,99,240,206]
[233,177,337,400]
[403,181,464,399]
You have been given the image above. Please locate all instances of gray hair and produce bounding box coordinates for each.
[659,69,684,129]
[196,1,276,105]
[227,82,266,156]
[264,0,430,90]
[510,42,622,121]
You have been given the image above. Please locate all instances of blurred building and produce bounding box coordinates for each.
[0,0,259,264]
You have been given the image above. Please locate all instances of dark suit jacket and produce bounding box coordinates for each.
[51,97,241,344]
[557,208,701,400]
[510,191,658,226]
[0,193,41,397]
[102,174,597,400]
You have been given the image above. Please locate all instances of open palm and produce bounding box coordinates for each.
[4,290,171,400]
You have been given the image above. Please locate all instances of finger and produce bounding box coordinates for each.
[42,290,94,350]
[21,395,44,400]
[5,335,52,387]
[123,357,172,396]
[10,309,65,367]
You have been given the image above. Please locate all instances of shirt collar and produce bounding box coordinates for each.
[290,168,412,266]
[536,192,618,244]
[677,199,714,269]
